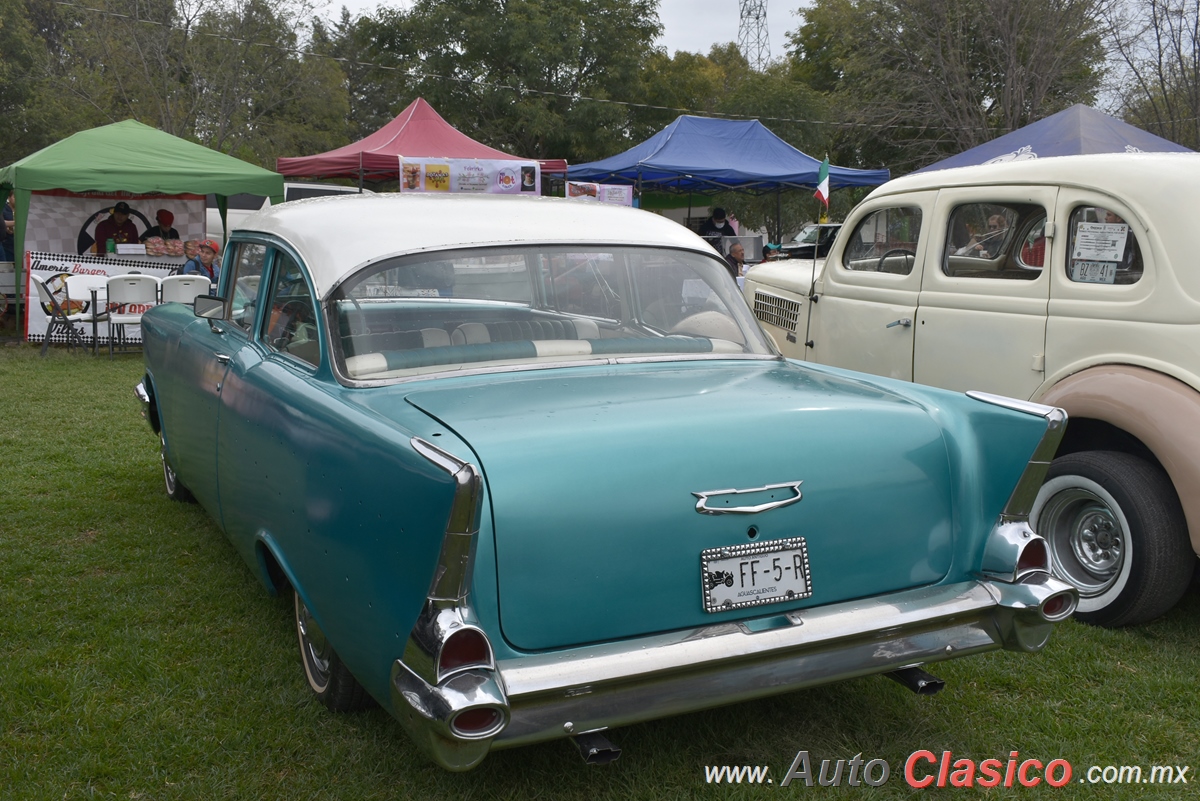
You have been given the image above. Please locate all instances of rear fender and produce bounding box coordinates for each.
[1038,365,1200,555]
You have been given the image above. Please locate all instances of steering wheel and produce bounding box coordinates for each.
[877,248,916,273]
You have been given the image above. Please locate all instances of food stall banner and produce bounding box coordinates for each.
[26,251,173,344]
[399,158,540,195]
[28,190,205,257]
[566,182,634,205]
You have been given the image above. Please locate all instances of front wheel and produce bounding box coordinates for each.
[294,591,373,712]
[1032,451,1193,627]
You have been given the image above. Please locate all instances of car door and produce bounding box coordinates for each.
[913,187,1056,398]
[168,242,269,510]
[808,195,932,380]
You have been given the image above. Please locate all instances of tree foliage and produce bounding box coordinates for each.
[791,0,1106,172]
[4,0,350,168]
[1105,0,1200,150]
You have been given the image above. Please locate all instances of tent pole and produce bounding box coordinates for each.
[687,191,692,232]
[775,189,783,245]
[358,152,364,193]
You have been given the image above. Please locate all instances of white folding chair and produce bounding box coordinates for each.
[160,274,210,305]
[106,274,160,359]
[32,276,88,356]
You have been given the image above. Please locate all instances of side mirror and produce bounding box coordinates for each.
[193,295,225,319]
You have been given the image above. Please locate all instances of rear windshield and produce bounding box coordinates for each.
[331,245,774,380]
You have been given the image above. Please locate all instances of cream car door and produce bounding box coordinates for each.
[809,196,932,380]
[913,187,1057,398]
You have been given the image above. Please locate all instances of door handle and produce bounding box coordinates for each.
[215,353,231,364]
[886,318,913,328]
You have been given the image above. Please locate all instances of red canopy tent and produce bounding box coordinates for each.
[277,97,567,182]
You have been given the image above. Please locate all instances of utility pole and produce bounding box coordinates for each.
[738,1,770,71]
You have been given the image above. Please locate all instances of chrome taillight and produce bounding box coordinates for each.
[1016,537,1049,574]
[450,707,505,737]
[437,627,492,680]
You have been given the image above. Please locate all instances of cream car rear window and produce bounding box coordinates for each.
[1066,206,1144,285]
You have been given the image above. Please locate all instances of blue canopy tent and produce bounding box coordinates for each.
[568,115,890,193]
[915,104,1193,173]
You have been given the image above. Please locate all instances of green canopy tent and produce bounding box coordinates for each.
[0,119,283,331]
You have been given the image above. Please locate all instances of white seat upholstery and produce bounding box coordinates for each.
[571,318,600,338]
[160,275,210,305]
[420,327,451,348]
[106,274,160,358]
[451,322,491,345]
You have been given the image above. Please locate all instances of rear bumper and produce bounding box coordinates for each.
[392,573,1074,768]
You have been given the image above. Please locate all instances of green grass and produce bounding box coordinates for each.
[1,343,1198,799]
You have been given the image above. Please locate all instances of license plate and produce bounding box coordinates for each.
[701,537,812,613]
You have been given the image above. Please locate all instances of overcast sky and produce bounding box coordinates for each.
[316,1,806,61]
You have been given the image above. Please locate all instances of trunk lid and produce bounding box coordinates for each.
[404,360,957,651]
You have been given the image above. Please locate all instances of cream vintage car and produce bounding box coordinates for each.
[745,153,1200,627]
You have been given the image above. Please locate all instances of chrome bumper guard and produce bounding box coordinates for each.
[392,572,1074,768]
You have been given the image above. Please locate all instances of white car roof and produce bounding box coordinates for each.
[235,193,716,299]
[874,152,1200,197]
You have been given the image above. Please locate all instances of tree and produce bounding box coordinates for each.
[1105,0,1200,149]
[6,0,351,167]
[356,0,662,162]
[790,0,1106,172]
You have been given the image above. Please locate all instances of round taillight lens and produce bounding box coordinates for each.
[1042,593,1075,620]
[451,707,502,736]
[438,628,491,675]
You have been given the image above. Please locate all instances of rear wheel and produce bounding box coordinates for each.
[294,591,373,712]
[1032,451,1193,627]
[160,432,194,502]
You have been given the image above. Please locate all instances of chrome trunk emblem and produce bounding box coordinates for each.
[692,481,803,515]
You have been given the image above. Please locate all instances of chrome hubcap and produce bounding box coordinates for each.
[1041,487,1126,597]
[160,435,177,493]
[296,595,332,689]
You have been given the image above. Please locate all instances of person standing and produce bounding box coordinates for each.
[182,239,221,283]
[93,201,139,252]
[699,207,736,238]
[2,192,14,262]
[140,209,180,241]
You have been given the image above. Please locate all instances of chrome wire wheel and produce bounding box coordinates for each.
[295,592,332,693]
[1037,485,1126,598]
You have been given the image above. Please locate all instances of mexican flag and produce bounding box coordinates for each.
[814,156,830,207]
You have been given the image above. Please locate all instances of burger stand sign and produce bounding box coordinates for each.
[25,189,206,346]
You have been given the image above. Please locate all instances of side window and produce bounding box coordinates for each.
[1067,206,1143,285]
[841,207,921,274]
[226,242,268,333]
[943,203,1042,280]
[261,251,320,366]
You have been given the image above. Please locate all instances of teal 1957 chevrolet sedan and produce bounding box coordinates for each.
[136,192,1075,770]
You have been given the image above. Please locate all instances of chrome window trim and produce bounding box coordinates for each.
[338,352,783,389]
